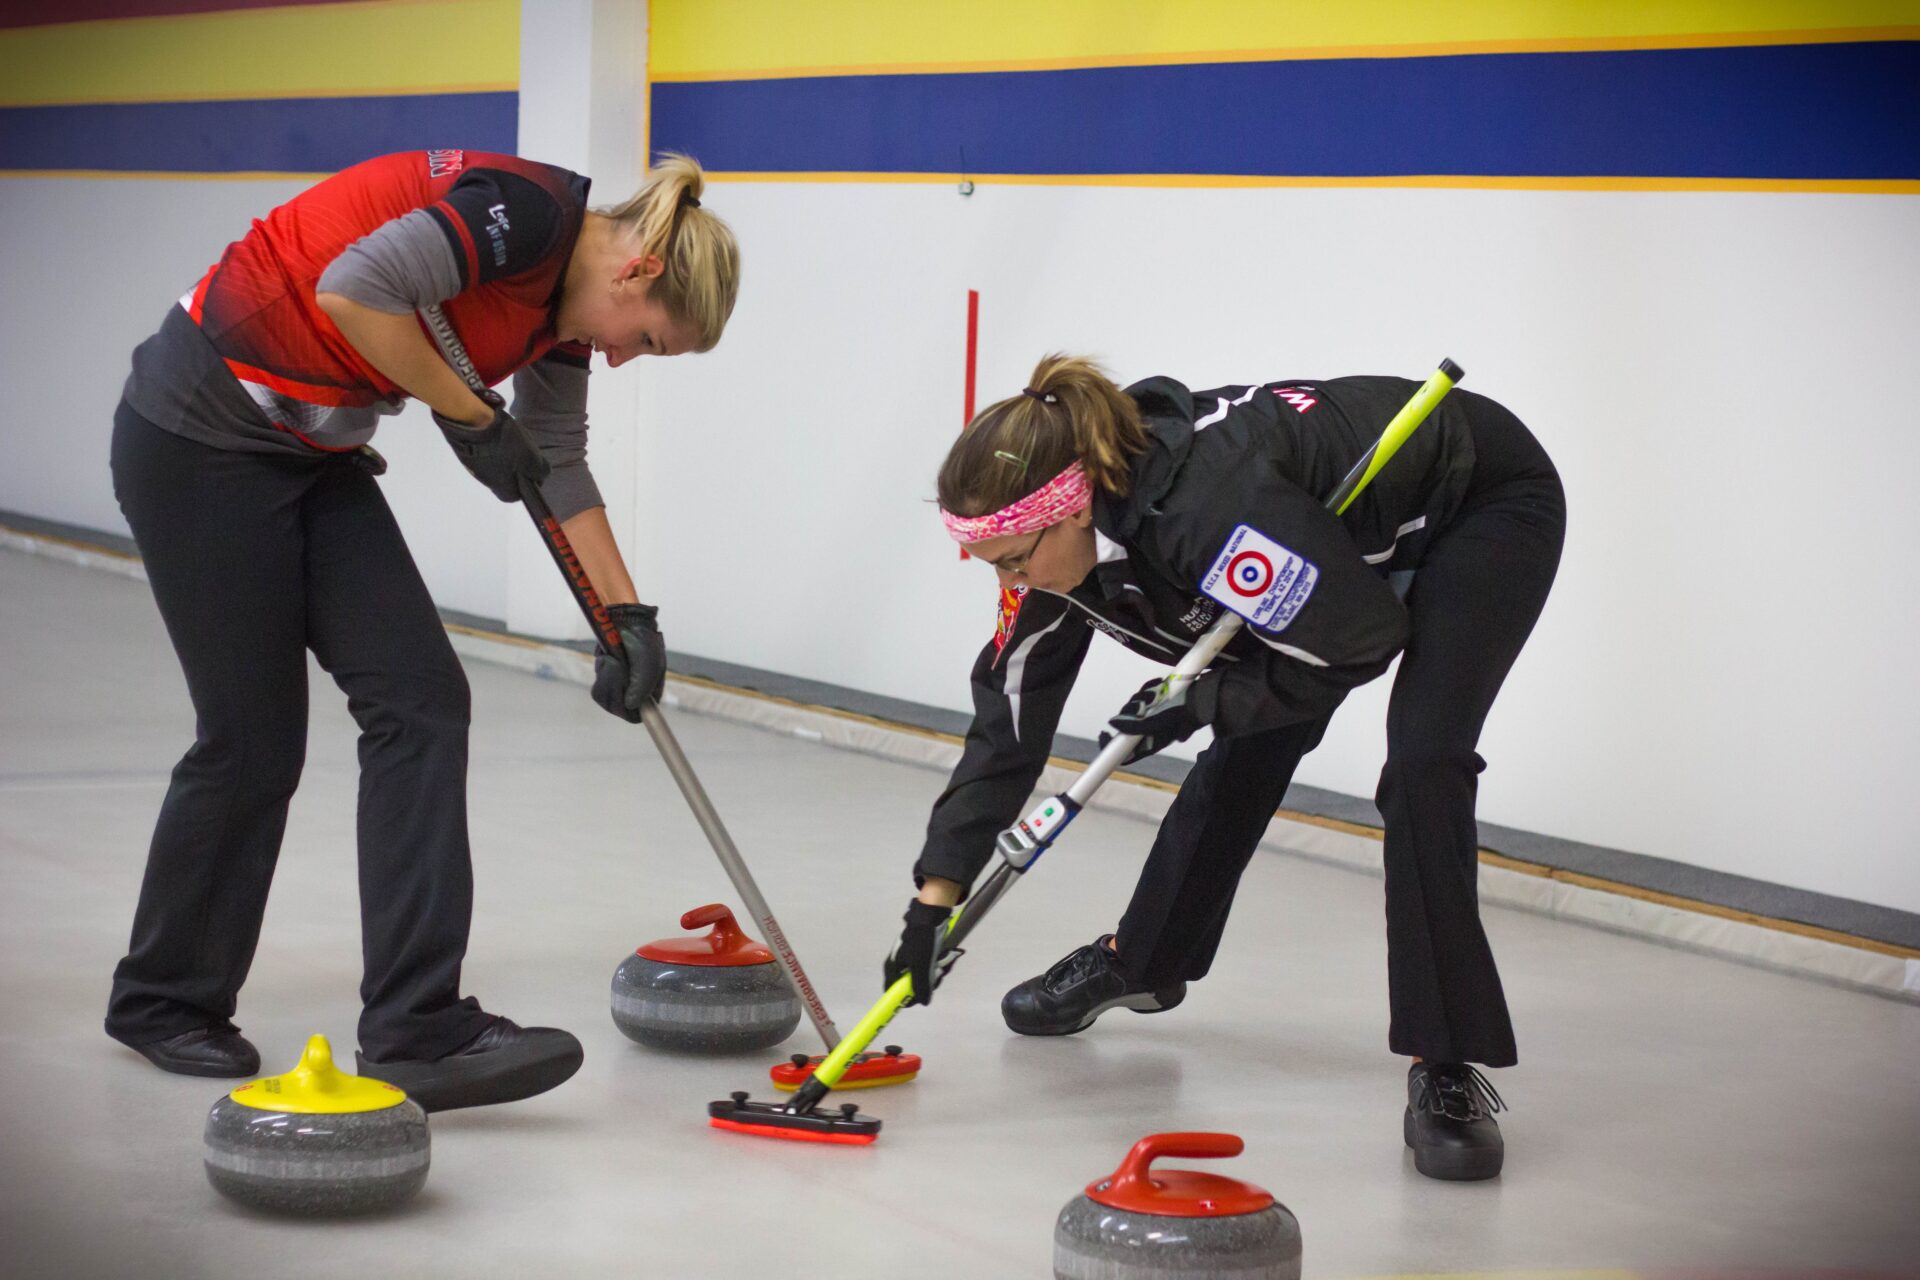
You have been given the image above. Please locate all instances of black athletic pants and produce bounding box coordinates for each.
[105,402,490,1061]
[1114,391,1566,1067]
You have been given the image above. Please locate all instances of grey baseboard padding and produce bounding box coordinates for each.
[11,507,1920,959]
[639,651,1920,956]
[0,509,140,557]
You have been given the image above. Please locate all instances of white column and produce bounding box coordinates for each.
[510,0,650,639]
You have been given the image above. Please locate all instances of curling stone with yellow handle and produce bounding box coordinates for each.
[203,1035,429,1215]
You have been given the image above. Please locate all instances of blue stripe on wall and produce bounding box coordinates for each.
[0,92,518,173]
[651,41,1920,180]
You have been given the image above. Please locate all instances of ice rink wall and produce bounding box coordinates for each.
[3,1,1919,915]
[639,1,1920,913]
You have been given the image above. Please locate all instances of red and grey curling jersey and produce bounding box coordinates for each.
[914,374,1480,891]
[123,150,606,520]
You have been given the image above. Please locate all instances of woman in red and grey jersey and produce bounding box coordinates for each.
[106,150,740,1111]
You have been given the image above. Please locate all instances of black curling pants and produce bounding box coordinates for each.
[1114,392,1566,1067]
[104,402,490,1061]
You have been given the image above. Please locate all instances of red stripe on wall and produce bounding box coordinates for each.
[958,289,979,561]
[963,289,979,424]
[0,0,366,30]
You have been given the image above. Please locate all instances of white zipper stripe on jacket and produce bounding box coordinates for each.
[1151,622,1243,662]
[1003,609,1069,743]
[1245,628,1332,666]
[1362,515,1429,566]
[1194,385,1258,429]
[1039,587,1175,657]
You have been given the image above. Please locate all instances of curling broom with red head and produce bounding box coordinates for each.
[419,305,916,1092]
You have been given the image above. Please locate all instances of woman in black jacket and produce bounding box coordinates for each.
[885,354,1565,1180]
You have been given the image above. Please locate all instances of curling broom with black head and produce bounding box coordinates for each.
[706,358,1467,1145]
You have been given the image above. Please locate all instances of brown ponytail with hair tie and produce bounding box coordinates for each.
[937,354,1149,519]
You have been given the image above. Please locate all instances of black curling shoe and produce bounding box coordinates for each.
[1002,935,1187,1036]
[1404,1061,1507,1181]
[356,1016,583,1113]
[131,1022,261,1078]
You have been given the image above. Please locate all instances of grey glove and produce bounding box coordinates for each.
[433,388,550,503]
[591,603,667,722]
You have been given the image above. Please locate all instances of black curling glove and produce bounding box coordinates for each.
[591,603,667,722]
[884,899,953,1007]
[433,388,550,502]
[1100,672,1220,764]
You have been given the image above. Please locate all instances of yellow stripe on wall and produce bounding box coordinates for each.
[651,0,1920,79]
[0,0,520,107]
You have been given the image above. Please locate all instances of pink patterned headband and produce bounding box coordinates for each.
[940,462,1092,544]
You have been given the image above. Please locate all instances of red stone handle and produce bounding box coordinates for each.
[679,903,749,949]
[1107,1132,1243,1188]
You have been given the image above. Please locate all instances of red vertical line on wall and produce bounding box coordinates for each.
[959,288,980,559]
[964,288,979,424]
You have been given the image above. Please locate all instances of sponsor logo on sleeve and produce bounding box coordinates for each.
[1201,524,1319,632]
[427,149,466,178]
[484,203,511,268]
[1273,386,1317,413]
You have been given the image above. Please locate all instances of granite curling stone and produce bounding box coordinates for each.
[203,1034,429,1216]
[611,903,802,1052]
[1053,1132,1301,1280]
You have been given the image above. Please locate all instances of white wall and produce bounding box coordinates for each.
[508,0,649,639]
[3,8,1916,914]
[0,0,653,631]
[632,179,1920,914]
[0,174,521,623]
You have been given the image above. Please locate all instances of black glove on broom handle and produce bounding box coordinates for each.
[418,304,841,1050]
[943,616,1242,958]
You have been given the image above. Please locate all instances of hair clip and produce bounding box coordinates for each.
[993,450,1030,472]
[1021,387,1058,404]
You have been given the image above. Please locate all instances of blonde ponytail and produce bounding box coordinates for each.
[937,354,1148,517]
[599,152,740,352]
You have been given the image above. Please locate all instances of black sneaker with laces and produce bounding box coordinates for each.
[1404,1060,1506,1181]
[1001,935,1187,1036]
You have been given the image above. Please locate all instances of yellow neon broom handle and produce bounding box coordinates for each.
[1333,359,1463,515]
[809,977,916,1090]
[810,902,972,1089]
[810,360,1465,1097]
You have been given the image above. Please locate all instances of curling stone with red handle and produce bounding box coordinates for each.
[1053,1132,1301,1279]
[611,904,802,1052]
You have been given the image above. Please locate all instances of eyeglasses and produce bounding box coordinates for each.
[979,523,1051,577]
